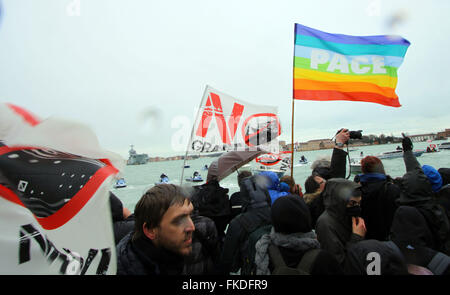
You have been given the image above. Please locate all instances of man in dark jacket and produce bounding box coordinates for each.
[357,156,400,241]
[396,136,450,255]
[116,184,195,275]
[219,175,272,274]
[315,178,367,267]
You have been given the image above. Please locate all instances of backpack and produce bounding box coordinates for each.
[268,244,321,275]
[237,212,272,275]
[240,224,272,275]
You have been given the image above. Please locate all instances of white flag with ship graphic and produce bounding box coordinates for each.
[191,85,282,154]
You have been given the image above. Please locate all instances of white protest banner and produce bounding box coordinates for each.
[190,85,281,154]
[255,151,292,172]
[0,103,120,274]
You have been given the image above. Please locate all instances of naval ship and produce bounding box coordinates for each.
[127,145,149,165]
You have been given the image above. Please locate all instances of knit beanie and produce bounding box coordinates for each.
[422,165,443,192]
[361,156,385,174]
[271,195,312,234]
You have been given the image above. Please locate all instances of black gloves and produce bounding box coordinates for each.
[402,136,413,152]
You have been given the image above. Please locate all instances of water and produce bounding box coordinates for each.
[112,140,450,211]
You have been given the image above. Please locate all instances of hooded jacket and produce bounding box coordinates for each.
[359,173,400,241]
[397,150,450,255]
[219,175,272,274]
[315,178,364,266]
[259,171,289,204]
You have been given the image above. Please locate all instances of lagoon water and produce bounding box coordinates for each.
[112,140,450,211]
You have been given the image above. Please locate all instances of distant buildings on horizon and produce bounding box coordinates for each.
[141,128,450,162]
[281,128,450,152]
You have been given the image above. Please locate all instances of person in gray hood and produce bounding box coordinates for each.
[315,178,367,266]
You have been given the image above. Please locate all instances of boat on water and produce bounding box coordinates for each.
[127,145,149,165]
[155,174,170,185]
[298,155,308,165]
[425,144,439,153]
[349,158,362,174]
[202,164,208,171]
[185,171,203,182]
[439,142,450,150]
[376,149,424,160]
[114,178,127,188]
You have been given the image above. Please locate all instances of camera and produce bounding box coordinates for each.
[336,129,363,145]
[349,130,363,140]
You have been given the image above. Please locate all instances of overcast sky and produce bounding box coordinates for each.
[1,0,449,158]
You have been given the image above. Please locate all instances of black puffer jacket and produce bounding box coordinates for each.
[183,212,220,275]
[397,150,450,255]
[219,175,272,274]
[116,232,185,275]
[315,178,364,266]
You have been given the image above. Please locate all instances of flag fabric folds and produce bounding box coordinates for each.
[0,103,120,274]
[293,23,410,107]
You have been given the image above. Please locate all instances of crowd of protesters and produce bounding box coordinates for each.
[112,129,450,275]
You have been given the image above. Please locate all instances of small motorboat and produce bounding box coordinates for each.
[438,142,450,150]
[376,149,424,160]
[184,165,190,168]
[185,171,203,182]
[298,155,308,165]
[425,144,439,153]
[349,158,362,174]
[202,164,209,171]
[155,174,170,185]
[114,178,127,189]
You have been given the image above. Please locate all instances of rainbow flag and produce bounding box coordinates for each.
[293,23,410,107]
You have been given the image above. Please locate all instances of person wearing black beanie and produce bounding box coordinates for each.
[271,195,312,234]
[254,195,343,275]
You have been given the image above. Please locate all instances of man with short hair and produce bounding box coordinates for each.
[116,184,195,275]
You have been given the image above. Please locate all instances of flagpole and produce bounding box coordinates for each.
[291,23,296,177]
[180,85,209,185]
[290,98,295,176]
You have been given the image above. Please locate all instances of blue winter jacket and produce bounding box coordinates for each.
[259,171,289,204]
